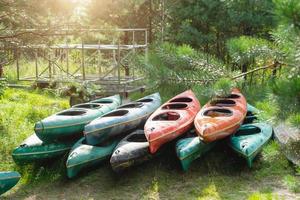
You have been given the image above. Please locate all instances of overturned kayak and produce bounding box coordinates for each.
[145,90,200,154]
[12,134,73,164]
[176,135,215,171]
[0,171,21,195]
[229,123,273,167]
[85,93,161,145]
[34,95,121,143]
[195,89,247,143]
[66,138,118,178]
[110,130,153,172]
[243,104,259,124]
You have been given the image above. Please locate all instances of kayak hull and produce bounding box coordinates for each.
[145,90,201,154]
[66,138,118,178]
[176,136,215,171]
[12,134,73,164]
[229,123,273,167]
[85,93,161,145]
[0,171,21,195]
[243,104,259,124]
[35,95,121,143]
[110,130,153,172]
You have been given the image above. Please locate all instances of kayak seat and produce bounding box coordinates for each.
[103,110,129,117]
[137,98,153,103]
[119,103,143,109]
[153,112,180,121]
[127,133,147,142]
[162,103,188,110]
[210,99,236,107]
[73,103,102,109]
[203,108,232,118]
[235,125,261,136]
[170,97,193,103]
[57,110,87,116]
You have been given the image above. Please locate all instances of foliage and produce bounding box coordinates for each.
[226,36,279,71]
[168,0,275,57]
[212,78,236,97]
[0,78,7,97]
[272,0,300,76]
[135,42,227,88]
[283,175,300,193]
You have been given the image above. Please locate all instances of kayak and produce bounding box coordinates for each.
[194,89,247,143]
[145,90,200,154]
[34,95,121,143]
[228,123,273,167]
[12,134,73,164]
[84,93,161,145]
[110,130,153,172]
[176,134,215,171]
[66,137,118,178]
[0,171,21,195]
[243,104,259,124]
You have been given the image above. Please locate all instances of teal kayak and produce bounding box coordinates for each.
[176,134,216,171]
[34,95,121,143]
[85,93,161,145]
[0,171,21,195]
[244,103,259,124]
[229,123,273,167]
[12,134,74,164]
[66,138,119,178]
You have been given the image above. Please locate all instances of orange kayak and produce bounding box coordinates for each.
[145,90,201,154]
[194,89,247,143]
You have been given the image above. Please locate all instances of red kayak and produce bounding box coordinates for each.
[144,90,201,154]
[194,88,247,143]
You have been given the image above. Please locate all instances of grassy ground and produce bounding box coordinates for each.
[0,88,299,200]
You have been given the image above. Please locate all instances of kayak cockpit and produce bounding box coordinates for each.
[137,98,153,103]
[203,108,232,118]
[235,125,261,136]
[127,133,147,142]
[170,97,193,103]
[152,112,180,121]
[73,103,102,109]
[118,103,144,109]
[162,103,188,110]
[210,99,236,107]
[103,110,129,117]
[57,110,87,116]
[92,100,113,104]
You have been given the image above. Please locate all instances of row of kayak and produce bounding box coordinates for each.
[1,88,273,195]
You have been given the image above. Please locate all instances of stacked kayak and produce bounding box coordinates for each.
[176,132,216,171]
[66,138,119,178]
[244,104,259,124]
[34,95,121,143]
[110,130,153,172]
[194,89,247,143]
[145,90,200,154]
[85,93,161,145]
[228,123,273,167]
[0,171,21,195]
[12,134,73,164]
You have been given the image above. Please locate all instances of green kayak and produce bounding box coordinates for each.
[34,95,121,143]
[12,134,74,164]
[244,103,259,124]
[0,171,21,195]
[66,137,118,178]
[176,135,216,171]
[229,123,273,167]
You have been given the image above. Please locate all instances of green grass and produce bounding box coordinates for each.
[0,88,299,199]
